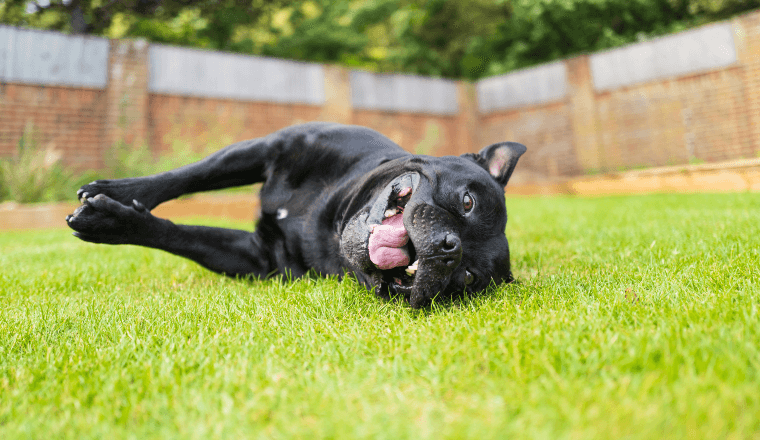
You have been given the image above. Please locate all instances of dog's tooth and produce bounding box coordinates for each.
[405,259,419,275]
[398,186,412,197]
[384,207,397,218]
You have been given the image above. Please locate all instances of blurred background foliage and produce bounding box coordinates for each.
[1,0,759,79]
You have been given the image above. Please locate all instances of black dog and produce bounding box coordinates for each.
[66,123,525,307]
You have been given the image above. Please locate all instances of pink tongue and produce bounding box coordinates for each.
[368,213,409,270]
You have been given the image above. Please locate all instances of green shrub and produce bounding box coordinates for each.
[0,127,251,204]
[103,138,254,195]
[103,140,156,180]
[105,138,226,179]
[0,126,102,204]
[0,127,74,204]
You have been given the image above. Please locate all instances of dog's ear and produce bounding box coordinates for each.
[462,142,527,187]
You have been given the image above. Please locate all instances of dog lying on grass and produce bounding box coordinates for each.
[67,123,526,308]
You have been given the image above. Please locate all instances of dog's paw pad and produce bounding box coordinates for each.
[66,194,151,244]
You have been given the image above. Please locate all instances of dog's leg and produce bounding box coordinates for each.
[77,137,277,210]
[67,194,272,277]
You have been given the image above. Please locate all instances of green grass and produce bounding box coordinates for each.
[1,193,759,439]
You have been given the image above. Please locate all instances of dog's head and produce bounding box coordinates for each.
[340,142,526,307]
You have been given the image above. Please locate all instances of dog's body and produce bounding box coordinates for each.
[67,123,525,307]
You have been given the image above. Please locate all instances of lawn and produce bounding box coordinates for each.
[1,193,758,439]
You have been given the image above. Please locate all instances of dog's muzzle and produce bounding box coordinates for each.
[400,201,462,307]
[340,172,465,307]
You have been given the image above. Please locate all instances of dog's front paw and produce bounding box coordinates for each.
[77,177,158,210]
[66,194,154,245]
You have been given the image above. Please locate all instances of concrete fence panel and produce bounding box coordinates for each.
[590,22,737,92]
[476,61,568,113]
[0,25,109,88]
[350,71,459,115]
[148,44,325,105]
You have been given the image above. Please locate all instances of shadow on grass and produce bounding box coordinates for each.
[228,267,532,316]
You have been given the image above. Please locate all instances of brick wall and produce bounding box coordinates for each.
[148,95,323,153]
[352,111,459,156]
[480,102,577,178]
[477,11,760,182]
[2,10,760,179]
[595,67,752,169]
[0,84,106,169]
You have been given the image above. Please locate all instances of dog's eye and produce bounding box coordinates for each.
[464,270,475,285]
[462,193,474,212]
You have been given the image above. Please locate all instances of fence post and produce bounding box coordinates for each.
[321,65,353,124]
[566,56,602,173]
[453,82,480,155]
[734,12,760,158]
[104,39,150,165]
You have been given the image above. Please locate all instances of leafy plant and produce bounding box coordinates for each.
[103,138,255,195]
[103,140,156,180]
[105,138,220,179]
[0,126,77,204]
[0,125,253,204]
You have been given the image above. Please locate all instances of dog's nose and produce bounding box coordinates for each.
[443,233,460,251]
[439,233,462,268]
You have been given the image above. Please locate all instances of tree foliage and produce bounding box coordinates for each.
[1,0,758,79]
